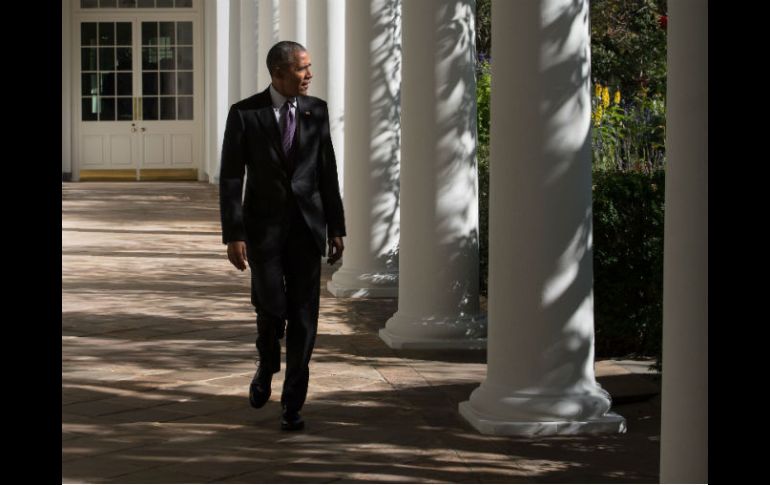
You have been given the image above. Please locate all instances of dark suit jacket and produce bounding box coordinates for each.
[219,87,346,257]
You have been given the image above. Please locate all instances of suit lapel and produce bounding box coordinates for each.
[255,103,289,170]
[252,90,312,179]
[296,97,310,171]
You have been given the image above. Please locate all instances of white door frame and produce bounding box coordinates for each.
[70,2,204,181]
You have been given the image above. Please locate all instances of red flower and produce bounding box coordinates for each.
[658,14,668,30]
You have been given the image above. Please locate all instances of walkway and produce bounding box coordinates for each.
[63,182,661,483]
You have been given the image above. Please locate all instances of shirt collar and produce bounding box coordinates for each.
[269,84,297,110]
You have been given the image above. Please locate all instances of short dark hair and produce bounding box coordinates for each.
[266,41,306,76]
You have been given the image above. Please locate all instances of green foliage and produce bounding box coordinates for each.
[592,86,666,172]
[475,0,491,61]
[477,144,489,297]
[476,61,491,149]
[591,0,668,173]
[590,0,667,101]
[477,61,490,296]
[593,170,665,368]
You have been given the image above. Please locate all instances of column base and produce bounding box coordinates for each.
[458,401,626,436]
[326,266,399,298]
[379,312,487,349]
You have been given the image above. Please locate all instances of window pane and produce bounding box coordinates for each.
[81,0,99,7]
[117,73,132,95]
[116,22,131,45]
[137,0,155,7]
[142,22,158,45]
[142,97,159,120]
[176,0,193,7]
[81,23,97,46]
[177,22,192,45]
[142,47,158,69]
[159,22,175,44]
[116,48,132,70]
[98,23,114,45]
[118,0,137,7]
[81,48,97,71]
[100,72,115,95]
[99,97,116,120]
[157,0,173,7]
[82,73,99,95]
[178,96,193,120]
[177,72,192,95]
[160,72,176,95]
[117,97,133,120]
[99,47,115,70]
[159,46,175,69]
[176,47,192,69]
[82,97,99,120]
[161,97,176,119]
[142,72,158,95]
[100,0,117,6]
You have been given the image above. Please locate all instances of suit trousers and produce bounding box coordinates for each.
[245,196,321,412]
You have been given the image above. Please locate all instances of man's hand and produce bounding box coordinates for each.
[327,237,344,265]
[227,241,248,271]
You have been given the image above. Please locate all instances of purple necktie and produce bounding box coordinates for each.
[281,100,296,156]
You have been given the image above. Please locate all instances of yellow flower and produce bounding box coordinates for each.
[602,87,610,108]
[614,90,621,105]
[595,83,602,97]
[593,107,603,126]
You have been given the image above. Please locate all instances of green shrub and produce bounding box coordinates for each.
[590,0,667,102]
[592,84,666,173]
[592,170,665,368]
[477,61,490,297]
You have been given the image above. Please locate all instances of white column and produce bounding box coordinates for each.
[240,0,259,98]
[279,0,306,45]
[203,0,230,183]
[228,0,242,105]
[327,0,401,298]
[306,0,345,195]
[379,0,484,347]
[306,0,329,100]
[257,0,280,90]
[458,0,625,435]
[660,2,708,482]
[204,0,217,182]
[62,0,72,180]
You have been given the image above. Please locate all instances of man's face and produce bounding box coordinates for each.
[273,50,312,97]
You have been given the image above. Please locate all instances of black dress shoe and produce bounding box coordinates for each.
[248,367,272,409]
[281,406,304,431]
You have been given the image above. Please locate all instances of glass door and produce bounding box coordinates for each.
[140,20,194,121]
[76,11,201,180]
[80,21,135,122]
[135,17,201,178]
[78,19,140,177]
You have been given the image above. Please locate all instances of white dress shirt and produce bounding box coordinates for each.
[269,84,297,127]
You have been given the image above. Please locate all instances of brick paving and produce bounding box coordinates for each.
[63,182,661,483]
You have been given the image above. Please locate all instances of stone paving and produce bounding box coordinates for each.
[63,182,662,483]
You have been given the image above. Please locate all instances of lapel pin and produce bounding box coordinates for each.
[304,111,311,116]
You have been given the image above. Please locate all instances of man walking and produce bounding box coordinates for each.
[219,41,346,431]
